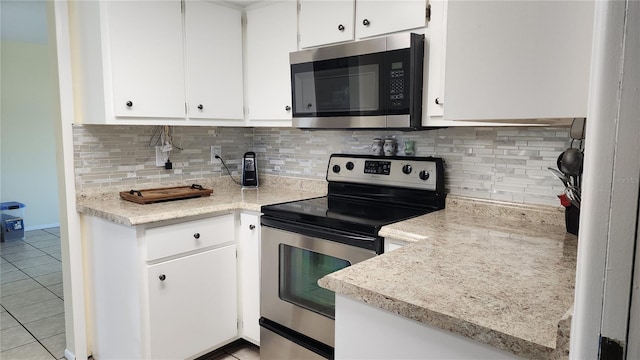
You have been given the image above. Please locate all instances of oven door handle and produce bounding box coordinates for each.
[261,217,380,253]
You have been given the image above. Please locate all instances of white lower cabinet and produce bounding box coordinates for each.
[147,246,238,359]
[335,295,518,359]
[83,213,238,359]
[237,212,261,344]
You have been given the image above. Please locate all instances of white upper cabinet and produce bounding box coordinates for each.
[299,0,427,49]
[355,0,427,39]
[298,0,355,48]
[245,1,297,125]
[71,0,244,125]
[424,0,594,125]
[106,1,186,119]
[185,1,244,120]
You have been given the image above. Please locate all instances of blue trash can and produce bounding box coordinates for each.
[1,202,25,242]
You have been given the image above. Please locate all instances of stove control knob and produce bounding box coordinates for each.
[419,170,430,181]
[402,164,412,174]
[346,162,354,171]
[333,164,341,173]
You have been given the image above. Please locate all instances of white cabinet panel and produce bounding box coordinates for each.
[145,214,234,262]
[442,0,593,121]
[335,294,518,359]
[72,0,244,125]
[106,0,185,118]
[299,0,355,48]
[299,0,427,48]
[185,1,244,120]
[355,0,427,39]
[245,2,297,123]
[238,213,261,344]
[147,246,238,359]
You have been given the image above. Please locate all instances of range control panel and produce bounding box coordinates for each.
[326,154,441,191]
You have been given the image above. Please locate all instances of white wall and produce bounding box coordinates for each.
[0,40,60,229]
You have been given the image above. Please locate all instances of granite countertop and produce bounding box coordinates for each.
[76,176,327,226]
[79,177,576,359]
[319,196,577,359]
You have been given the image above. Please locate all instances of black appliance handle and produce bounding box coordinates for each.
[259,317,334,360]
[261,216,381,253]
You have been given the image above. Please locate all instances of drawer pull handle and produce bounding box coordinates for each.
[159,274,166,281]
[249,224,256,230]
[193,233,201,239]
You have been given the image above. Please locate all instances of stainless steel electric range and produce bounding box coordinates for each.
[259,154,446,360]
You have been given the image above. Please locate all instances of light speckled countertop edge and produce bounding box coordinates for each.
[380,195,567,243]
[76,201,255,227]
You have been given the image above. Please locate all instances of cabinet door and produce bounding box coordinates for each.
[185,1,244,120]
[245,2,297,122]
[355,0,427,39]
[238,213,260,344]
[147,246,238,359]
[442,0,593,121]
[105,0,186,118]
[299,0,355,48]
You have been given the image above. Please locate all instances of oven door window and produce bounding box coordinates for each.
[279,244,351,319]
[291,53,386,117]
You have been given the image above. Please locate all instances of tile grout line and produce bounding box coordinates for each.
[1,308,60,359]
[1,229,64,359]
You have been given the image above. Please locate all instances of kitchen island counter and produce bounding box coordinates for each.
[319,196,576,359]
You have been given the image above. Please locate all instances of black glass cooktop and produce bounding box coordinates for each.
[261,195,432,237]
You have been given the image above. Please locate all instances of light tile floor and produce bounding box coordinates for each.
[1,228,66,360]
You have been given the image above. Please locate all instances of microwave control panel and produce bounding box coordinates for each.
[389,62,406,106]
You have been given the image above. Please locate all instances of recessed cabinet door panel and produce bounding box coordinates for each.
[185,1,244,120]
[299,0,355,48]
[443,0,593,120]
[106,0,185,118]
[147,246,238,359]
[355,0,427,39]
[245,2,298,121]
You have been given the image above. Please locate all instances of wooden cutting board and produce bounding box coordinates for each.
[119,185,213,204]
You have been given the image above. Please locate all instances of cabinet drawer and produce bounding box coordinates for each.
[145,214,234,261]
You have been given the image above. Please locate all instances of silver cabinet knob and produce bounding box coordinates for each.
[159,274,166,281]
[249,224,256,230]
[285,105,291,111]
[193,233,200,239]
[435,97,443,105]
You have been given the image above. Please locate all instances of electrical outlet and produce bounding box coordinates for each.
[155,146,169,167]
[211,146,222,163]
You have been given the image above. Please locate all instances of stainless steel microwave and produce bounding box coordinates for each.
[289,33,424,130]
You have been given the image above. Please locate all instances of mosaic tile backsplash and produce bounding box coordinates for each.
[73,125,573,206]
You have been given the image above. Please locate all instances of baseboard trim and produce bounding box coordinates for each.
[64,348,75,360]
[25,223,60,231]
